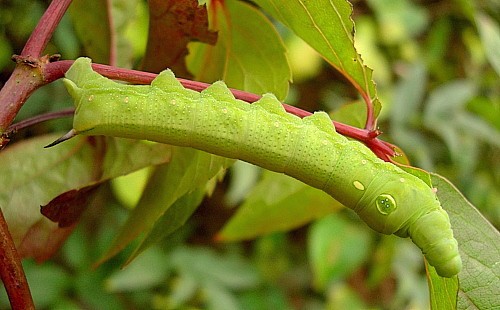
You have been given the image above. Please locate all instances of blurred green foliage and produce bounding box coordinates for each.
[0,0,498,309]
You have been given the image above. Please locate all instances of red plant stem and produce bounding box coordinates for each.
[21,0,73,57]
[44,61,382,141]
[0,0,72,133]
[362,92,375,130]
[43,60,396,159]
[0,209,35,310]
[343,76,375,131]
[4,108,75,138]
[0,63,44,134]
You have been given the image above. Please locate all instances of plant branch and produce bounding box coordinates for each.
[1,0,71,140]
[0,209,35,310]
[0,58,46,137]
[43,60,396,160]
[2,108,75,142]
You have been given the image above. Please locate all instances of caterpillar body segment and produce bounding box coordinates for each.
[60,58,462,277]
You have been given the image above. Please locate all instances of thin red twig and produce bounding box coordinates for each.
[3,108,75,140]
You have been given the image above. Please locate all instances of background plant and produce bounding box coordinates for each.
[0,0,498,309]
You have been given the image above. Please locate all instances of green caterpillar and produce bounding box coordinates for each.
[52,57,461,277]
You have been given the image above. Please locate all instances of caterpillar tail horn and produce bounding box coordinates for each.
[44,129,78,148]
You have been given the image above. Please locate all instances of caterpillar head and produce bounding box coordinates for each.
[356,170,462,277]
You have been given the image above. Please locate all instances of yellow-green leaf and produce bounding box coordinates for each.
[252,0,380,116]
[188,0,291,99]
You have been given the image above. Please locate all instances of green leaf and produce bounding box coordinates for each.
[0,135,171,261]
[224,161,261,206]
[308,214,373,289]
[204,282,241,310]
[170,247,260,289]
[122,0,149,61]
[366,236,397,288]
[389,62,436,169]
[353,17,391,86]
[431,173,500,310]
[425,18,453,79]
[218,171,340,241]
[252,0,380,116]
[426,264,459,310]
[69,0,110,64]
[151,246,261,309]
[187,0,291,98]
[286,35,324,82]
[476,13,500,77]
[70,1,145,67]
[326,283,369,309]
[100,138,173,180]
[253,234,291,282]
[0,134,93,246]
[21,260,71,309]
[98,148,231,264]
[390,62,427,127]
[424,80,500,155]
[366,0,429,44]
[105,247,171,292]
[397,165,432,188]
[239,283,291,310]
[74,267,123,309]
[392,241,431,309]
[331,101,367,129]
[0,34,13,71]
[111,166,152,209]
[110,0,144,68]
[467,97,500,131]
[124,188,205,264]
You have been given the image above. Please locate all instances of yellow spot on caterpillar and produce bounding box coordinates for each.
[171,99,176,105]
[353,181,365,191]
[274,122,280,127]
[375,194,397,215]
[124,97,129,103]
[322,140,328,145]
[222,108,228,114]
[361,160,367,165]
[88,95,94,101]
[400,178,405,183]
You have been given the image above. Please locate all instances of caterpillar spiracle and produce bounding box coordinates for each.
[50,58,462,277]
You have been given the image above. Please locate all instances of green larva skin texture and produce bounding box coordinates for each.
[63,58,462,277]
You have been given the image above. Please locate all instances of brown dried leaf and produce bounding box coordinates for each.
[142,0,217,75]
[40,185,100,228]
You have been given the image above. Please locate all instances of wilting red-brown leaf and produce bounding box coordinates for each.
[40,184,100,228]
[18,220,76,263]
[142,0,218,75]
